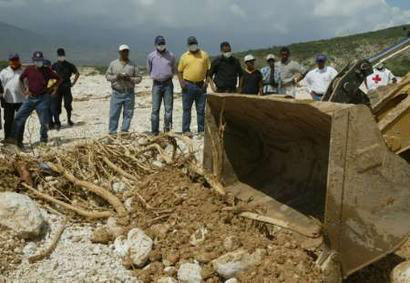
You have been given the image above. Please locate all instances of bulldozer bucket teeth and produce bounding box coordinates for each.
[204,94,410,278]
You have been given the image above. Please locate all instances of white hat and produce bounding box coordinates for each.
[266,54,276,61]
[119,44,130,51]
[244,54,255,62]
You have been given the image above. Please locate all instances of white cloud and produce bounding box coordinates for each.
[0,0,409,49]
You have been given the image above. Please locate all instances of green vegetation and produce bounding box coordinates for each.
[235,24,410,76]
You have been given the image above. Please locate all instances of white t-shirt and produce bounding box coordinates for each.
[366,68,395,91]
[304,66,338,95]
[0,66,25,103]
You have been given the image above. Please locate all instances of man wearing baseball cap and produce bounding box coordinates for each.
[147,35,177,136]
[105,44,142,135]
[304,54,338,101]
[261,54,281,95]
[0,53,25,147]
[177,36,211,136]
[51,48,80,129]
[7,51,62,146]
[239,54,263,96]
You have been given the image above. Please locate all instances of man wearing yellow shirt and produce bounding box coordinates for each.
[178,36,210,136]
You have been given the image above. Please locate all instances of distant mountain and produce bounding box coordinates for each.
[0,21,147,66]
[234,24,410,76]
[1,22,409,76]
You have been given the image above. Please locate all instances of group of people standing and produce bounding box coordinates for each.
[0,35,398,147]
[0,49,79,148]
[104,36,337,138]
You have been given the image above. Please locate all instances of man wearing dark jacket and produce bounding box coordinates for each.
[52,48,80,128]
[209,41,242,93]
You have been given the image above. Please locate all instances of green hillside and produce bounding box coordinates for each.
[236,24,410,76]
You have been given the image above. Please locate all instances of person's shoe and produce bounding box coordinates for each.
[197,131,205,138]
[49,122,55,130]
[17,142,25,151]
[68,120,74,127]
[55,122,61,131]
[164,127,171,133]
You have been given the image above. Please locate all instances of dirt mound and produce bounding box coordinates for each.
[0,133,324,282]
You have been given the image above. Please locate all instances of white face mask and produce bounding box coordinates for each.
[34,61,44,68]
[223,52,232,58]
[156,45,166,52]
[58,56,66,62]
[188,44,199,52]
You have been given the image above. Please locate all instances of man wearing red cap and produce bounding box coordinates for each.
[7,51,61,146]
[0,54,25,147]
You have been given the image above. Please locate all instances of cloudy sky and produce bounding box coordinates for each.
[0,0,409,57]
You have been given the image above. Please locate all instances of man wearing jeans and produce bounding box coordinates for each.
[105,44,142,135]
[147,35,177,135]
[8,51,61,146]
[177,36,210,136]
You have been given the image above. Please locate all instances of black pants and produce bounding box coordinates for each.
[51,85,73,123]
[3,102,24,144]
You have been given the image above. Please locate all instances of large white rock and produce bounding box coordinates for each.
[0,192,46,239]
[225,279,238,283]
[177,263,203,283]
[212,249,266,279]
[114,228,153,268]
[391,261,410,283]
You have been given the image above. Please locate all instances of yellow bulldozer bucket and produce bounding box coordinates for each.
[204,94,410,278]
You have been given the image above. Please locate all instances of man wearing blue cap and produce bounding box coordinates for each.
[0,53,25,146]
[304,54,338,101]
[177,36,211,136]
[7,51,61,146]
[147,35,177,135]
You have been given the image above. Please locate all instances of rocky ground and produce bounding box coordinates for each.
[0,70,407,282]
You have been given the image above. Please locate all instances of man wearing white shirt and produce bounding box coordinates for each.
[304,54,338,101]
[365,63,397,91]
[0,54,25,146]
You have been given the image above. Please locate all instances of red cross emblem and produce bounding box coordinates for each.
[372,74,382,84]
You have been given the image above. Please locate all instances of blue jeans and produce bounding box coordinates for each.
[109,91,135,134]
[11,94,51,142]
[151,81,174,133]
[182,83,206,133]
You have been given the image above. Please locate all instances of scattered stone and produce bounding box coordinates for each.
[190,226,208,246]
[178,262,203,283]
[164,266,177,276]
[157,276,177,283]
[107,217,126,238]
[114,228,153,268]
[225,279,238,283]
[212,249,266,279]
[391,261,410,283]
[91,227,113,244]
[0,193,47,239]
[112,181,127,193]
[223,236,240,252]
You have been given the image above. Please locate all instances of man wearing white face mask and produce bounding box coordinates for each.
[51,48,80,129]
[209,41,243,93]
[177,36,211,137]
[147,35,177,135]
